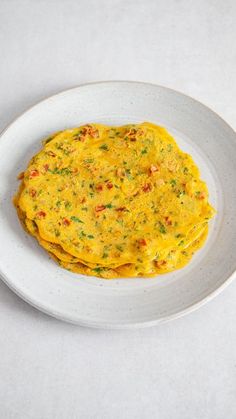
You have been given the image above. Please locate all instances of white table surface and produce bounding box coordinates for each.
[0,1,236,418]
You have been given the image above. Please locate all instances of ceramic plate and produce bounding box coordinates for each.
[0,81,236,328]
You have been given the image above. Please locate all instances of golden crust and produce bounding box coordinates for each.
[14,122,215,278]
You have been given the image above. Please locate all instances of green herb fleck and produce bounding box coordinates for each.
[177,190,186,198]
[93,267,103,273]
[99,144,109,151]
[125,169,133,180]
[71,216,84,223]
[65,201,72,210]
[141,148,148,155]
[87,234,94,239]
[84,158,94,164]
[159,223,166,234]
[49,167,72,176]
[105,203,113,209]
[170,179,177,187]
[116,245,123,252]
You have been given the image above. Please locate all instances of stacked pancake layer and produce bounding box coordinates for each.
[14,122,215,278]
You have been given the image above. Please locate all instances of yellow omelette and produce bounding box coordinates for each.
[14,122,215,278]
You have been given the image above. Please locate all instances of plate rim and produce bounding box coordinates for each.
[0,80,236,329]
[0,261,236,329]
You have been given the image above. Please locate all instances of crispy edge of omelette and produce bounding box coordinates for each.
[15,191,210,278]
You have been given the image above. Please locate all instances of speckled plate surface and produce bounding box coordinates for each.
[0,81,236,328]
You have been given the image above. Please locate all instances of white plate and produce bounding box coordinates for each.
[0,81,236,329]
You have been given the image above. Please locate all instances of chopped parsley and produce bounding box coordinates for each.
[170,179,177,187]
[71,216,84,223]
[84,158,94,163]
[99,144,109,151]
[177,191,185,198]
[116,245,124,252]
[93,267,103,273]
[48,167,72,175]
[125,169,133,180]
[159,223,166,234]
[65,201,72,210]
[56,200,61,208]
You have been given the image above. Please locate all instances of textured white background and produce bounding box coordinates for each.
[0,1,236,418]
